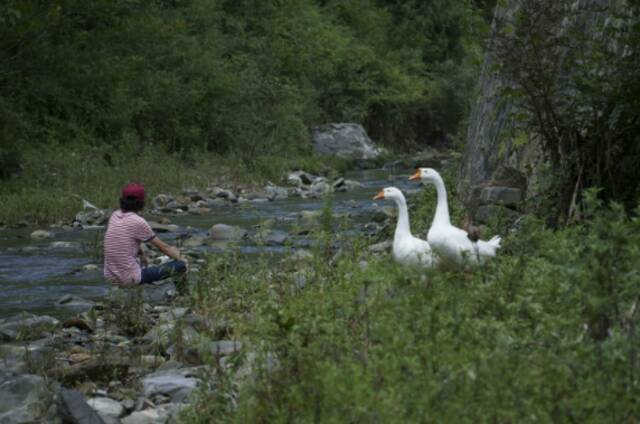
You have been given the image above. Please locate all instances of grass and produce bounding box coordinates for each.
[177,192,640,422]
[0,142,354,226]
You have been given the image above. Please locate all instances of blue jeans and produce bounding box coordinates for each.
[140,260,187,284]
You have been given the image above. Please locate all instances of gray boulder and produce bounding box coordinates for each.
[0,313,59,342]
[148,222,180,233]
[140,281,178,304]
[205,198,227,207]
[50,241,79,249]
[142,369,199,403]
[332,178,364,192]
[152,194,174,209]
[208,224,246,241]
[57,388,105,424]
[55,294,95,311]
[181,236,206,248]
[121,403,186,424]
[209,187,237,202]
[30,230,52,240]
[264,184,289,200]
[311,123,381,159]
[263,230,289,246]
[310,179,331,196]
[182,187,203,201]
[74,209,110,227]
[287,171,315,187]
[88,397,124,420]
[0,374,50,424]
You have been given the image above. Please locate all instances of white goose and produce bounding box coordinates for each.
[409,168,501,267]
[373,187,436,267]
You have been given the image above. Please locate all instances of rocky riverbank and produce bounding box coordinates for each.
[0,147,526,422]
[0,279,241,423]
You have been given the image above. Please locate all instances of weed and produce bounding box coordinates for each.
[181,195,640,422]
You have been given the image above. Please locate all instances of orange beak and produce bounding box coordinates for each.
[373,190,385,200]
[409,169,421,181]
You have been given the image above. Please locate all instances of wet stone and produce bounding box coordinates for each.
[263,230,289,246]
[264,184,289,200]
[121,405,174,424]
[88,397,125,420]
[0,374,50,424]
[148,222,180,233]
[50,241,78,249]
[30,230,52,239]
[287,171,315,186]
[0,313,59,342]
[205,198,227,207]
[142,368,200,403]
[55,295,95,311]
[208,224,246,241]
[57,388,105,424]
[153,194,174,209]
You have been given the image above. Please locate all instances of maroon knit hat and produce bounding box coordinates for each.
[121,183,145,201]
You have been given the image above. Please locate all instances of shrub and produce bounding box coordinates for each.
[492,0,640,220]
[182,193,640,421]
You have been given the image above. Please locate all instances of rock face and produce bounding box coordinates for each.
[311,123,381,159]
[457,1,538,215]
[458,0,616,220]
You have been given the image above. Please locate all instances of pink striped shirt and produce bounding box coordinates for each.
[103,210,155,284]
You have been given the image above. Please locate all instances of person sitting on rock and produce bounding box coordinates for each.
[104,183,187,287]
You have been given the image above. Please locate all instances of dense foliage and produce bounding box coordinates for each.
[492,0,640,220]
[180,191,640,422]
[0,0,485,166]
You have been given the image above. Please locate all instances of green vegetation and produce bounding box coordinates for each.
[0,0,486,153]
[492,0,640,220]
[178,190,640,421]
[0,0,488,225]
[0,142,353,225]
[4,0,640,419]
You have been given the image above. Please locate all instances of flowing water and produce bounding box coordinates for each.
[0,163,448,319]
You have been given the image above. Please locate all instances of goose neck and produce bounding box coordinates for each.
[432,175,451,226]
[393,196,411,239]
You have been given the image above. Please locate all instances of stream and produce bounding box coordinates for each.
[0,162,448,319]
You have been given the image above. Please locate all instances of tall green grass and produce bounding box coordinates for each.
[181,193,640,422]
[0,143,348,226]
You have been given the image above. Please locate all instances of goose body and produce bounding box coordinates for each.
[373,187,435,267]
[410,168,501,267]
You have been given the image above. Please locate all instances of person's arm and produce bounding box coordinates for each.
[149,237,186,262]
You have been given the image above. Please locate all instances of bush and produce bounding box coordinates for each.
[182,193,640,421]
[0,0,485,156]
[492,0,640,220]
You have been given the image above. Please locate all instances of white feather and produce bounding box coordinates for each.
[416,168,502,268]
[377,187,436,268]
